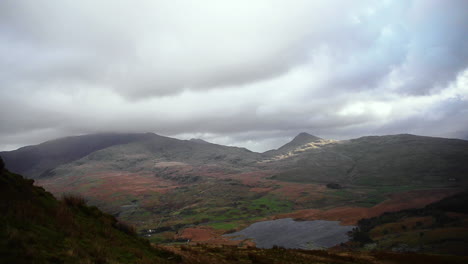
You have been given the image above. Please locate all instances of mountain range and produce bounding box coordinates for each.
[1,132,467,250]
[2,132,468,186]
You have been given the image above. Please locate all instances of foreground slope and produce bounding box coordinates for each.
[0,158,179,264]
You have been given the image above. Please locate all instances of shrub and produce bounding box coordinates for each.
[62,194,86,207]
[326,183,342,189]
[114,221,137,236]
[350,227,373,244]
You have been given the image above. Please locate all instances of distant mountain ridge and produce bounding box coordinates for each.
[1,132,319,179]
[0,132,262,179]
[1,132,468,187]
[0,133,157,178]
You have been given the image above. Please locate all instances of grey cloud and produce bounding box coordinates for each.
[392,0,468,94]
[0,0,376,98]
[0,0,467,152]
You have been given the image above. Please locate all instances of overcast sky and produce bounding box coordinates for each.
[1,0,467,152]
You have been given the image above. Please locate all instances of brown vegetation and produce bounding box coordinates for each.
[277,189,462,225]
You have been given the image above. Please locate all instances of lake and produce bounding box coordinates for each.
[224,218,355,249]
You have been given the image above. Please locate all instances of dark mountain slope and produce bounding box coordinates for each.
[0,133,157,179]
[271,134,468,186]
[0,157,179,264]
[45,133,262,180]
[141,134,259,165]
[1,133,262,179]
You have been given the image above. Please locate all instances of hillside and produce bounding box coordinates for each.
[0,157,179,264]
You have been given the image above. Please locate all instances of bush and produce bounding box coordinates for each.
[350,227,373,244]
[114,221,137,236]
[62,194,86,207]
[326,183,342,189]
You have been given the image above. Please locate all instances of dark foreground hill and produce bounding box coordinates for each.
[0,158,179,264]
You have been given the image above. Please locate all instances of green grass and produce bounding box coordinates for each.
[249,196,293,212]
[209,222,238,230]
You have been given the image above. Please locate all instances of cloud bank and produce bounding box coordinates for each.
[1,0,467,151]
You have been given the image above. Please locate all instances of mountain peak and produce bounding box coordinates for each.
[291,132,322,144]
[189,138,210,144]
[273,132,322,153]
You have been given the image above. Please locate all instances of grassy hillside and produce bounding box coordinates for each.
[0,159,179,264]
